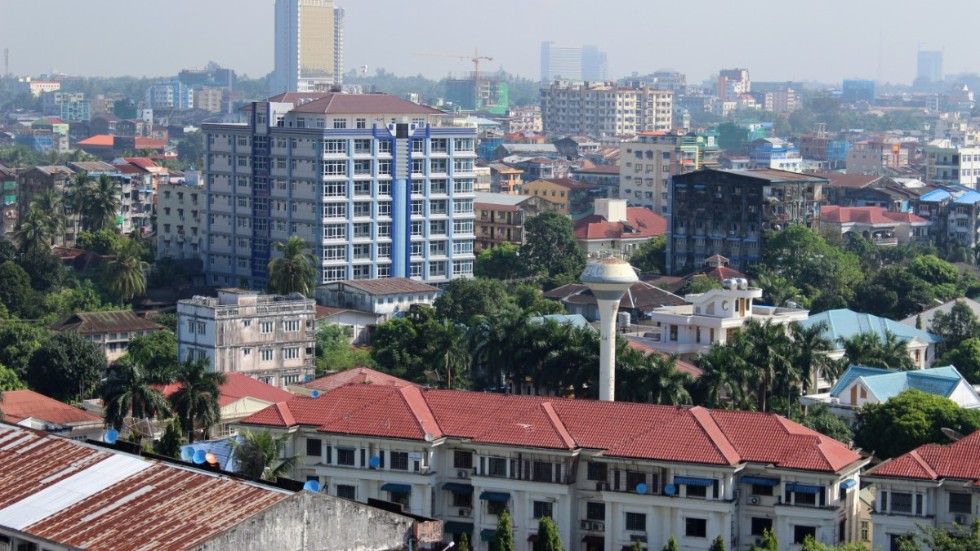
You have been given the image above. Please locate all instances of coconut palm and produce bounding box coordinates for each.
[422,319,471,389]
[103,239,149,305]
[232,430,297,481]
[168,357,225,443]
[31,190,66,245]
[78,173,121,231]
[469,312,521,390]
[100,356,173,430]
[14,206,53,254]
[743,319,796,412]
[643,352,693,405]
[840,330,914,371]
[267,236,318,296]
[788,321,834,393]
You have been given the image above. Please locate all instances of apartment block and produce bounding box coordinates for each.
[541,82,673,137]
[157,180,205,260]
[923,139,980,187]
[845,140,909,175]
[667,169,825,274]
[619,132,720,214]
[473,192,552,251]
[272,0,344,92]
[201,92,477,288]
[177,289,316,387]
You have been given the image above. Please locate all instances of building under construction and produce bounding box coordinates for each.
[445,72,509,114]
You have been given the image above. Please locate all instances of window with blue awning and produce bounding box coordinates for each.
[443,482,474,495]
[479,491,511,502]
[381,483,412,493]
[741,476,779,486]
[673,476,714,487]
[839,479,857,490]
[786,483,822,494]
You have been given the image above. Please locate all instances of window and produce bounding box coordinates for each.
[378,181,391,196]
[891,492,913,514]
[453,241,473,255]
[488,457,507,477]
[390,451,409,471]
[586,502,605,521]
[533,501,553,519]
[950,493,972,514]
[260,321,273,334]
[355,118,367,129]
[378,140,392,154]
[323,140,346,154]
[452,491,472,508]
[337,448,355,466]
[453,199,474,214]
[377,243,391,258]
[378,223,391,238]
[793,525,817,545]
[324,224,347,240]
[411,200,424,215]
[323,161,347,176]
[752,484,774,496]
[378,160,392,175]
[284,347,299,360]
[260,348,273,362]
[323,203,347,218]
[488,500,507,516]
[332,118,347,129]
[324,266,346,281]
[430,200,447,214]
[337,485,356,500]
[429,241,446,256]
[686,484,707,498]
[352,244,371,260]
[324,182,347,197]
[430,179,448,194]
[412,159,425,173]
[533,461,554,483]
[411,221,424,236]
[453,179,474,193]
[306,438,321,457]
[685,517,707,538]
[453,450,473,469]
[411,242,423,257]
[377,202,391,217]
[430,220,447,235]
[452,220,473,234]
[353,223,371,238]
[751,517,773,536]
[625,512,646,532]
[452,261,473,276]
[587,462,607,481]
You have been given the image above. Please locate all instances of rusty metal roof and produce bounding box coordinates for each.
[0,424,290,551]
[49,311,164,335]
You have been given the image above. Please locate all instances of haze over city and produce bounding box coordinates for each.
[2,0,978,83]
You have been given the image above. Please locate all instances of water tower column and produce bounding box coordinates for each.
[580,258,639,402]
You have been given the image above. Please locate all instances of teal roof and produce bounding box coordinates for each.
[832,365,965,401]
[529,314,596,332]
[801,308,943,346]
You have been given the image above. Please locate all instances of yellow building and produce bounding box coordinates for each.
[521,178,595,215]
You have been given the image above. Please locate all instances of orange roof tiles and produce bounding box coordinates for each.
[867,430,980,481]
[820,205,927,225]
[305,367,416,392]
[78,135,114,147]
[574,207,667,240]
[0,390,102,426]
[242,384,861,471]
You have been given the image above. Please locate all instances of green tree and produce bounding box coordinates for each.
[789,322,835,393]
[232,430,298,481]
[154,416,184,458]
[169,357,225,442]
[495,509,514,551]
[662,537,679,551]
[717,122,749,152]
[907,520,980,551]
[18,248,69,292]
[100,356,173,430]
[937,337,980,383]
[14,206,54,255]
[749,529,778,551]
[75,228,123,255]
[630,541,643,551]
[796,404,854,444]
[176,130,205,166]
[630,235,667,274]
[31,190,66,245]
[0,261,40,318]
[0,321,46,380]
[854,389,980,459]
[520,211,586,287]
[708,535,726,551]
[0,364,26,391]
[370,316,425,381]
[683,276,722,295]
[931,301,980,349]
[799,536,868,551]
[534,516,564,551]
[127,331,179,382]
[103,239,149,305]
[509,284,564,315]
[475,242,525,280]
[78,173,122,231]
[909,255,960,287]
[419,318,470,389]
[744,319,796,413]
[27,332,107,402]
[434,278,517,325]
[458,533,470,551]
[267,236,318,296]
[840,330,915,371]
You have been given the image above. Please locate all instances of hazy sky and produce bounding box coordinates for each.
[2,0,977,85]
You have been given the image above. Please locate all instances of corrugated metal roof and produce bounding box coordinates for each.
[49,311,164,335]
[802,308,943,346]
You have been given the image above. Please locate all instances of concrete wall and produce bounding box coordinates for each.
[193,491,413,551]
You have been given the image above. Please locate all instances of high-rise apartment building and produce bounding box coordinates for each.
[540,42,607,82]
[717,68,751,101]
[541,82,672,137]
[272,0,344,93]
[619,132,720,214]
[917,50,944,83]
[201,92,477,289]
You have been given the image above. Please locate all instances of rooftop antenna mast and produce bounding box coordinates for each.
[3,48,8,77]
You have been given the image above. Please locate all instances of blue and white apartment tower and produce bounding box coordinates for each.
[201,93,477,288]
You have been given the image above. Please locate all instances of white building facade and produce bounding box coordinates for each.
[541,82,673,137]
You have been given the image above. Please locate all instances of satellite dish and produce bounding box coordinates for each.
[942,427,965,442]
[311,390,320,399]
[205,453,217,465]
[104,429,119,444]
[424,433,434,442]
[635,483,648,495]
[664,484,677,496]
[303,480,321,492]
[369,456,381,468]
[180,447,194,462]
[193,449,207,464]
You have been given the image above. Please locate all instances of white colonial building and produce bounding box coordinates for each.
[236,369,868,551]
[176,288,316,387]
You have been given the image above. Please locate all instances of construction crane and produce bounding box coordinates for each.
[414,49,493,109]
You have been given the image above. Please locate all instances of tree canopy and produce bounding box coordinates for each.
[520,212,586,288]
[854,389,980,459]
[27,332,106,402]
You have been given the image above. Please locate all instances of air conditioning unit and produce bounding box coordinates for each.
[459,508,471,517]
[419,466,430,474]
[457,470,469,479]
[749,496,761,505]
[593,521,605,531]
[580,520,592,530]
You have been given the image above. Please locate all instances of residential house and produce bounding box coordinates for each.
[236,378,867,551]
[486,162,524,194]
[845,140,909,175]
[314,305,379,345]
[554,136,601,158]
[863,430,980,551]
[923,139,980,187]
[177,289,317,388]
[14,165,74,237]
[541,81,673,137]
[543,280,686,322]
[818,206,930,246]
[158,372,294,437]
[49,311,165,364]
[574,198,667,257]
[814,173,884,207]
[800,365,980,425]
[0,389,103,440]
[899,297,980,331]
[473,192,553,251]
[570,165,620,199]
[315,278,441,326]
[0,424,422,551]
[522,178,597,215]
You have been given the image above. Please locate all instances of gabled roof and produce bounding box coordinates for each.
[158,373,294,409]
[289,93,445,116]
[527,177,595,190]
[242,384,862,471]
[623,337,703,378]
[867,430,980,481]
[304,367,416,393]
[574,208,667,240]
[831,365,968,402]
[812,173,883,189]
[899,297,980,329]
[0,390,102,426]
[544,281,687,312]
[800,308,943,346]
[77,135,114,147]
[49,311,164,335]
[473,191,533,208]
[330,278,439,296]
[820,205,927,225]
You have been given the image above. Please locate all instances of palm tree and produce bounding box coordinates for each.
[79,173,121,231]
[789,321,834,393]
[743,319,796,412]
[103,239,149,305]
[169,357,225,442]
[840,330,915,371]
[31,190,65,245]
[232,430,297,481]
[100,356,173,430]
[469,312,521,390]
[693,344,744,409]
[267,236,318,296]
[14,206,53,255]
[643,353,692,405]
[423,319,470,389]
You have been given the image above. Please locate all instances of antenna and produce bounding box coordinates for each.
[103,429,119,444]
[3,49,8,77]
[303,480,321,492]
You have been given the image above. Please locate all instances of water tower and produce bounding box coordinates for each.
[580,258,638,401]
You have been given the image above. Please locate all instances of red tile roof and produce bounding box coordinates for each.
[820,205,927,225]
[242,385,861,471]
[122,157,161,170]
[0,390,102,426]
[305,367,416,393]
[133,137,167,150]
[812,173,883,189]
[624,338,703,378]
[158,373,294,408]
[574,208,667,240]
[78,134,114,147]
[866,430,980,481]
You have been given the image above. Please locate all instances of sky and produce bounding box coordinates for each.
[2,0,978,85]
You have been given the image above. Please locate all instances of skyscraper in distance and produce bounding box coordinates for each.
[917,50,943,83]
[540,42,608,82]
[272,0,344,94]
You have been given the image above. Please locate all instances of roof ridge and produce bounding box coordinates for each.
[538,401,576,449]
[691,407,740,465]
[908,450,940,479]
[398,385,443,439]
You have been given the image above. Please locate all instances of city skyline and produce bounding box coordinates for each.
[1,0,976,86]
